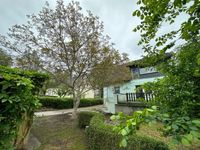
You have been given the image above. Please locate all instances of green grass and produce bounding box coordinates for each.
[30,114,200,150]
[31,114,87,150]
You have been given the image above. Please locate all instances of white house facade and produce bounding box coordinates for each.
[103,62,164,114]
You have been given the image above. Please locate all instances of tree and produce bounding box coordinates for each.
[0,0,128,117]
[133,0,200,54]
[90,52,132,89]
[16,50,43,71]
[0,48,12,66]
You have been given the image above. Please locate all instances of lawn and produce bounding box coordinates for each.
[30,114,87,150]
[30,113,200,150]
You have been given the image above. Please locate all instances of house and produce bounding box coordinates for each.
[46,88,99,99]
[103,55,171,114]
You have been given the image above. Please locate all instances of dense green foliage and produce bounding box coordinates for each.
[78,111,99,128]
[133,0,200,53]
[143,42,200,145]
[0,66,49,94]
[38,96,103,109]
[86,113,169,150]
[0,66,48,149]
[111,106,200,147]
[111,106,158,147]
[145,42,200,118]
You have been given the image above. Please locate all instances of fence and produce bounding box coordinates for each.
[116,92,154,104]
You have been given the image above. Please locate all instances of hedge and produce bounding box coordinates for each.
[85,113,169,150]
[38,96,103,109]
[0,66,48,149]
[0,66,49,94]
[78,111,99,128]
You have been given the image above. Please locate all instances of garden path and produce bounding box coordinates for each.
[35,105,103,117]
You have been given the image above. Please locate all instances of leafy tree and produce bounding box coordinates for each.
[133,0,200,54]
[0,48,12,66]
[0,0,128,117]
[90,52,131,89]
[144,42,200,117]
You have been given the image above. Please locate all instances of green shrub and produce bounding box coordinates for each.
[86,114,169,150]
[0,66,49,94]
[80,98,103,107]
[38,97,73,109]
[38,96,103,109]
[0,66,48,149]
[78,111,99,128]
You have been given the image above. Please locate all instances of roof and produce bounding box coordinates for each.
[127,52,173,68]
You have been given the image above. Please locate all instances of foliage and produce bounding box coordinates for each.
[111,106,158,147]
[77,111,99,128]
[86,113,169,150]
[0,48,12,66]
[158,114,200,145]
[0,66,49,94]
[113,42,200,147]
[0,67,47,149]
[133,0,200,54]
[111,107,200,148]
[0,0,129,115]
[143,42,200,117]
[38,96,103,109]
[90,56,132,88]
[55,84,72,98]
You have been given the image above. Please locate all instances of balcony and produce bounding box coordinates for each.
[116,92,154,104]
[115,92,155,114]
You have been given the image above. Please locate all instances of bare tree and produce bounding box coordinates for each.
[0,48,12,66]
[0,0,128,117]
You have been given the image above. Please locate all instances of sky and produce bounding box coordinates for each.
[0,0,184,60]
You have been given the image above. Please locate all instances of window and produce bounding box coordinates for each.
[114,86,120,94]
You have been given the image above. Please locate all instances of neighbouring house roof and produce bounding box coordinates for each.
[127,52,173,68]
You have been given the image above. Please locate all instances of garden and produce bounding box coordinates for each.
[0,0,200,149]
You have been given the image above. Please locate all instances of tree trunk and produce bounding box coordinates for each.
[72,93,81,119]
[14,111,33,150]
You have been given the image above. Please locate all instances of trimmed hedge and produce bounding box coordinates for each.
[78,111,99,128]
[86,113,169,150]
[38,96,103,109]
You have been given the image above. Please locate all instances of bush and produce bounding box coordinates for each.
[38,96,103,109]
[0,66,48,149]
[86,114,169,150]
[78,111,99,128]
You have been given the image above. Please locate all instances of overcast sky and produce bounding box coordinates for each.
[0,0,183,60]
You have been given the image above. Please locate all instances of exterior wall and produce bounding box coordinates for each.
[46,88,95,98]
[103,76,163,114]
[82,90,95,98]
[115,103,146,115]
